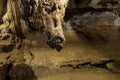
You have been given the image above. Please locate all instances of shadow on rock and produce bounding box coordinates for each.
[9,64,38,80]
[0,63,38,80]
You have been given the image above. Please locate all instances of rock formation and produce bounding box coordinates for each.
[66,0,120,42]
[0,0,69,52]
[26,0,68,51]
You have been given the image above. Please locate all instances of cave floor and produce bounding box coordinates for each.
[36,69,120,80]
[31,46,120,80]
[1,30,120,80]
[28,30,120,80]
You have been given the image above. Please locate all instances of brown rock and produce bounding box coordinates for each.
[71,12,120,42]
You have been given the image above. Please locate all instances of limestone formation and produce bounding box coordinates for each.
[0,0,69,52]
[26,0,68,51]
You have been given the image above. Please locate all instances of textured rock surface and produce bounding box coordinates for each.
[66,0,120,42]
[0,0,69,52]
[27,0,68,51]
[71,12,120,42]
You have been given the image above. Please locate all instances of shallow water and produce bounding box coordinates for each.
[25,29,120,80]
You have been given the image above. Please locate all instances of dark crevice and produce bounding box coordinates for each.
[60,59,116,71]
[64,7,120,21]
[5,63,13,80]
[0,44,16,53]
[53,18,57,28]
[65,0,120,21]
[50,4,57,13]
[98,1,119,6]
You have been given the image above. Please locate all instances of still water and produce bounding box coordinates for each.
[25,29,120,80]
